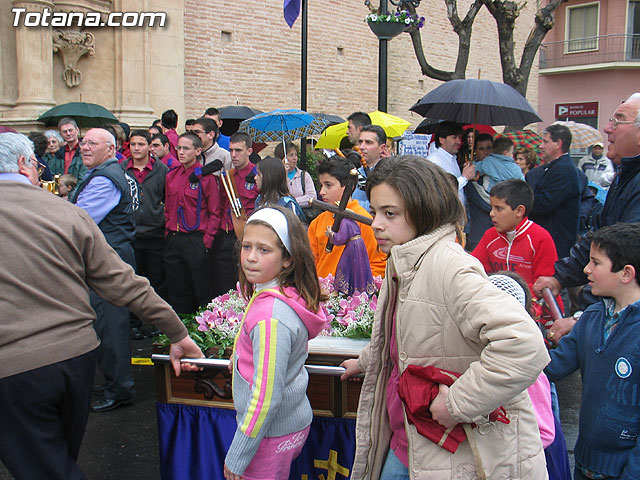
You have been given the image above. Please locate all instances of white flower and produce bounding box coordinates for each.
[370,14,378,21]
[404,18,411,24]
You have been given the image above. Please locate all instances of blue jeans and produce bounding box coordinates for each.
[380,449,410,480]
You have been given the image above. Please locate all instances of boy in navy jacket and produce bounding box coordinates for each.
[545,222,640,480]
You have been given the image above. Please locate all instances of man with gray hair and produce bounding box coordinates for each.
[71,128,141,412]
[534,93,640,342]
[0,132,202,478]
[49,117,87,179]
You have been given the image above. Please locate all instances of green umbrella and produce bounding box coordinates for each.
[38,102,119,128]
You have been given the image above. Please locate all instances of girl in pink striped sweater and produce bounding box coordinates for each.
[224,207,327,480]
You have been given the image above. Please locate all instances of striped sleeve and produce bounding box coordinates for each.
[239,318,278,436]
[225,317,293,475]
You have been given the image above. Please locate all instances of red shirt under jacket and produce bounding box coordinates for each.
[125,157,155,184]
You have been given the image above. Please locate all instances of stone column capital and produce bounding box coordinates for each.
[11,1,55,9]
[52,0,111,15]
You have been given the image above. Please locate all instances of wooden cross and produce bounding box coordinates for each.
[307,168,372,252]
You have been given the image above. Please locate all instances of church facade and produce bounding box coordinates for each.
[0,0,539,131]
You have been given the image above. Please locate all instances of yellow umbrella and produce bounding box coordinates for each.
[314,110,411,149]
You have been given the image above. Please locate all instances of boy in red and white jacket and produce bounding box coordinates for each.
[472,179,563,325]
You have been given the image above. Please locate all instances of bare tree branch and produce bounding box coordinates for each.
[401,0,483,81]
[480,0,563,96]
[392,0,562,99]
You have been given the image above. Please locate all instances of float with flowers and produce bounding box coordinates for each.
[153,275,381,417]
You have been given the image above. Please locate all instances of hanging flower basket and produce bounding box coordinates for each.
[365,10,425,40]
[367,20,407,40]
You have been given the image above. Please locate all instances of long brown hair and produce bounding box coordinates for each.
[257,156,290,205]
[237,206,326,312]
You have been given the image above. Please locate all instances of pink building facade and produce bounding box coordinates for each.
[538,0,640,137]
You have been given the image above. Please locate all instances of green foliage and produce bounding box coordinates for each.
[303,148,324,188]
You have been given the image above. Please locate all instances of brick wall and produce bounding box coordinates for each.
[183,0,539,129]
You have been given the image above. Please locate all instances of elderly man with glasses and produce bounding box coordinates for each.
[534,92,640,342]
[71,127,142,412]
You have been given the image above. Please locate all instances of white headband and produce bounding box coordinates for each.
[246,208,292,254]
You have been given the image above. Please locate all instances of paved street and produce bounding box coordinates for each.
[0,338,582,480]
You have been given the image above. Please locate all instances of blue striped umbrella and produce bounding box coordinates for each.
[410,79,541,127]
[238,109,329,142]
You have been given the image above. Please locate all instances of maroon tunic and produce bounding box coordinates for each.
[165,162,222,248]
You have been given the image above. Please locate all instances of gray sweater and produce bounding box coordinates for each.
[225,284,327,475]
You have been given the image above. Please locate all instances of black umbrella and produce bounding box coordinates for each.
[37,102,118,128]
[311,113,345,126]
[410,79,541,127]
[218,106,263,121]
[413,117,443,135]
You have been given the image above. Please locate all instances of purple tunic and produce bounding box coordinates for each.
[331,218,375,296]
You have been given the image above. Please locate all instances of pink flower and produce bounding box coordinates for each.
[369,296,377,311]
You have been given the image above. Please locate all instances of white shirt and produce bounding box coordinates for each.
[203,142,232,174]
[427,147,467,204]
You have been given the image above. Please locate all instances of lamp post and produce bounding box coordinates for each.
[367,0,422,112]
[378,0,388,112]
[300,0,308,169]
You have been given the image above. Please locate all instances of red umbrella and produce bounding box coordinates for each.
[0,125,18,133]
[462,124,496,136]
[462,124,497,161]
[251,142,267,154]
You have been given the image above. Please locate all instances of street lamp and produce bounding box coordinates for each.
[366,0,423,112]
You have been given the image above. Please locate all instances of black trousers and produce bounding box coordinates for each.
[131,236,167,329]
[208,229,239,298]
[90,290,135,401]
[134,236,167,300]
[164,231,213,315]
[0,350,97,480]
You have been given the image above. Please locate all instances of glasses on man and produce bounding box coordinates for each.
[175,145,194,152]
[32,157,47,173]
[608,117,636,129]
[190,130,206,136]
[79,140,105,148]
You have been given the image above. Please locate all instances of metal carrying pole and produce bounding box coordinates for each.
[151,354,363,378]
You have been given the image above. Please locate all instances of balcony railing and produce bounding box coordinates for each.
[540,34,640,70]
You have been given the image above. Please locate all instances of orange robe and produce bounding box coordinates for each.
[308,199,386,279]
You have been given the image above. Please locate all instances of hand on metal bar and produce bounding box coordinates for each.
[152,354,364,378]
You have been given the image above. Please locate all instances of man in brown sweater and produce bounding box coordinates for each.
[0,132,203,479]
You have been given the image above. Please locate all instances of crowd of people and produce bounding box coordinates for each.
[1,92,640,480]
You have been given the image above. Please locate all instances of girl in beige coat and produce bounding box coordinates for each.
[341,156,550,479]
